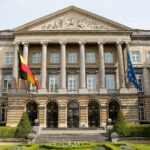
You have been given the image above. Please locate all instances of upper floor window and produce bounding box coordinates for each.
[139,103,145,120]
[148,52,150,64]
[32,53,41,64]
[68,52,77,64]
[106,74,116,91]
[3,74,12,92]
[104,52,113,64]
[30,75,40,92]
[49,74,59,92]
[6,52,14,65]
[87,74,97,91]
[68,74,78,91]
[86,52,95,64]
[132,51,140,63]
[135,73,142,92]
[50,52,59,64]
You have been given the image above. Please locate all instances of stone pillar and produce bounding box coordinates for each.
[9,42,19,94]
[98,42,107,94]
[117,43,128,93]
[58,42,67,94]
[143,68,150,95]
[38,41,48,94]
[79,42,87,94]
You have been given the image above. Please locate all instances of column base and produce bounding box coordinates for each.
[58,89,67,94]
[9,88,26,95]
[128,87,138,94]
[58,123,67,128]
[119,87,129,93]
[79,122,88,128]
[79,88,87,94]
[99,88,107,94]
[38,88,48,94]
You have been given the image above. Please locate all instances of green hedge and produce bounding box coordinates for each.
[127,143,150,150]
[0,127,16,138]
[104,144,122,150]
[22,145,39,150]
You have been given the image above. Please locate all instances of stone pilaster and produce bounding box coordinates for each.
[98,42,107,94]
[58,42,67,94]
[117,43,128,93]
[79,42,87,94]
[143,68,150,95]
[9,42,19,94]
[38,41,48,94]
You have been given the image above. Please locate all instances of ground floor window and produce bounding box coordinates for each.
[0,103,7,124]
[139,103,146,121]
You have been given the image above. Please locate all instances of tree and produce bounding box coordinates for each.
[15,112,32,138]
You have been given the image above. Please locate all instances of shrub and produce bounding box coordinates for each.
[0,127,16,138]
[15,112,32,138]
[113,110,129,137]
[104,143,122,150]
[22,144,39,150]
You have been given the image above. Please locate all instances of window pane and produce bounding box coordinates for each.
[86,52,95,63]
[106,74,115,90]
[3,74,12,92]
[148,52,150,64]
[135,73,142,91]
[50,53,59,64]
[132,51,140,63]
[139,103,145,120]
[30,75,40,91]
[68,74,78,91]
[87,74,97,91]
[104,52,113,64]
[68,52,77,64]
[6,52,14,65]
[49,74,59,92]
[32,53,41,64]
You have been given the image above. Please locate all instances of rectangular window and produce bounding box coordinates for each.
[68,74,78,91]
[30,75,40,92]
[132,51,140,63]
[87,74,97,91]
[104,52,113,64]
[6,52,14,65]
[49,74,59,92]
[135,73,142,92]
[32,53,41,64]
[3,74,12,92]
[50,52,59,64]
[148,52,150,64]
[139,103,145,120]
[86,52,95,64]
[68,52,77,64]
[106,74,115,91]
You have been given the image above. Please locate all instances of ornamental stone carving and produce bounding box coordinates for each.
[39,16,115,30]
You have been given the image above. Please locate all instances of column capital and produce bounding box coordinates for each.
[41,41,48,46]
[13,41,20,46]
[79,41,86,45]
[98,41,105,45]
[60,41,66,45]
[22,41,29,46]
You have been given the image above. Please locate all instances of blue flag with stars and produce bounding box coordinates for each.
[127,48,139,89]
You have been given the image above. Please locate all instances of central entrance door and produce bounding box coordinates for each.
[67,101,79,127]
[47,102,58,128]
[88,101,100,127]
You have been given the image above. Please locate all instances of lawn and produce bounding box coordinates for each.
[0,142,150,150]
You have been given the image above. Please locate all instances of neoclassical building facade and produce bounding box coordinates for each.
[0,6,150,128]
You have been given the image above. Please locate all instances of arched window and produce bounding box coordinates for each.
[26,101,38,126]
[67,101,79,127]
[88,101,100,127]
[109,100,120,124]
[47,101,58,128]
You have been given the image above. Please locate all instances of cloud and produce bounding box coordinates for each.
[16,0,25,5]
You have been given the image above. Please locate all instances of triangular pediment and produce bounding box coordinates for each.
[13,6,132,32]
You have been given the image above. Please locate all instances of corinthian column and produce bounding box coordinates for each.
[79,41,87,94]
[22,41,29,63]
[9,42,19,94]
[117,42,128,93]
[98,42,107,94]
[38,41,48,94]
[58,41,67,94]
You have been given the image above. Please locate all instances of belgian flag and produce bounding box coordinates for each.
[18,51,39,89]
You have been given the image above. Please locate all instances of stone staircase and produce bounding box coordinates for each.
[34,128,108,143]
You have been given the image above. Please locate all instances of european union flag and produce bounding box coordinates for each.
[127,48,139,89]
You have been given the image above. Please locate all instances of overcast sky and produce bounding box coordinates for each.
[0,0,150,30]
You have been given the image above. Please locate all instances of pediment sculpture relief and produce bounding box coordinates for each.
[39,17,115,30]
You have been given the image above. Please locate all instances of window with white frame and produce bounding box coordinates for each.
[86,52,95,64]
[30,75,40,91]
[148,52,150,64]
[132,51,140,63]
[3,74,12,92]
[106,74,116,90]
[104,52,113,64]
[68,52,77,64]
[139,103,146,120]
[86,74,97,91]
[32,53,41,64]
[135,73,143,92]
[68,74,78,91]
[6,52,14,65]
[49,74,59,92]
[50,52,59,64]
